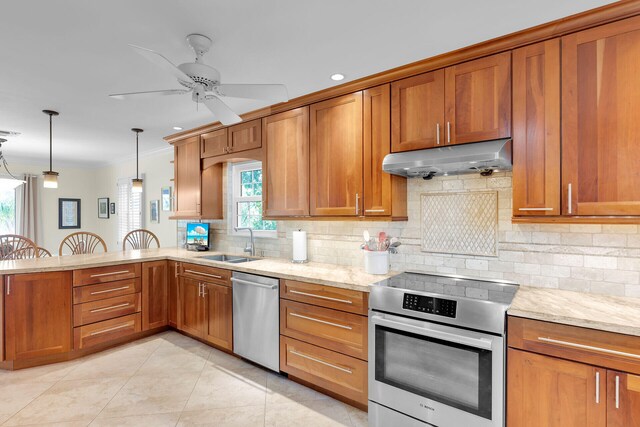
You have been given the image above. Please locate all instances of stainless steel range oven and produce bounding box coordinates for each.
[368,273,518,427]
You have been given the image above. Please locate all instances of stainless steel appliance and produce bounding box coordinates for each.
[369,272,518,427]
[231,271,279,371]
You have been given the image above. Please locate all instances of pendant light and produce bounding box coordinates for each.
[42,110,59,189]
[131,128,143,193]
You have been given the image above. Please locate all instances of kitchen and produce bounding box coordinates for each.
[1,0,640,426]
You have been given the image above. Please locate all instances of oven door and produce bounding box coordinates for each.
[369,311,504,427]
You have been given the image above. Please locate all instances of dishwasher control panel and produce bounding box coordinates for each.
[402,293,457,318]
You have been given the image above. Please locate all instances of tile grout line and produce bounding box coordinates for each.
[0,379,59,427]
[174,343,212,426]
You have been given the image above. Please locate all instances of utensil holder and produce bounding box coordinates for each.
[364,250,390,275]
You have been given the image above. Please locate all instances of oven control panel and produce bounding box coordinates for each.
[402,293,457,318]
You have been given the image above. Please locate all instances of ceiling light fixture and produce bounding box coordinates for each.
[42,110,60,189]
[330,73,345,81]
[172,126,183,131]
[0,138,25,190]
[131,128,143,193]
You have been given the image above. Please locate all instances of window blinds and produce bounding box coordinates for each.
[117,177,143,245]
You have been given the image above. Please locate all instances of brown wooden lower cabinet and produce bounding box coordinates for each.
[74,313,142,350]
[5,272,72,361]
[73,293,140,327]
[142,260,169,330]
[168,261,178,328]
[178,277,205,338]
[203,282,233,351]
[508,316,640,427]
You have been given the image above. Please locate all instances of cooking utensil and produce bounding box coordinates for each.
[378,232,387,251]
[363,230,370,244]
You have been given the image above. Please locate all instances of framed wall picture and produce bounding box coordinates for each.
[110,202,116,215]
[98,197,109,219]
[150,199,160,223]
[59,198,81,229]
[161,187,172,211]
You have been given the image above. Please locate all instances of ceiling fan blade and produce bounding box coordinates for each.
[203,96,242,125]
[109,89,190,100]
[129,44,194,84]
[213,84,289,103]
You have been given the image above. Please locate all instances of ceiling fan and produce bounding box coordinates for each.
[110,34,289,125]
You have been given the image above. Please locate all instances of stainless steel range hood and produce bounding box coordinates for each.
[382,138,512,179]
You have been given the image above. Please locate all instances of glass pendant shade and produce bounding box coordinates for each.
[43,171,59,189]
[131,178,143,193]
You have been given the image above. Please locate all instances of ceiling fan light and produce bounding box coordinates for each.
[131,178,143,193]
[43,170,59,188]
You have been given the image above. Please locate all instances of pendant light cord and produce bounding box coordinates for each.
[136,131,139,179]
[49,113,53,172]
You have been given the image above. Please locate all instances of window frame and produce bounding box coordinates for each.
[230,161,277,239]
[0,185,16,235]
[116,175,145,247]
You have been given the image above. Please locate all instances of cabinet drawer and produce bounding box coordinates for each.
[73,293,141,327]
[281,280,368,315]
[280,299,367,360]
[73,263,141,286]
[73,277,141,304]
[74,313,141,350]
[179,263,231,286]
[508,316,640,375]
[280,336,367,406]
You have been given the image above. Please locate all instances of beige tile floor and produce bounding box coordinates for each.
[0,331,368,426]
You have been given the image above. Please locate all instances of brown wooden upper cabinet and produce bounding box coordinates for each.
[5,272,72,361]
[310,92,364,216]
[201,128,228,158]
[391,70,445,152]
[173,135,202,218]
[228,119,262,154]
[263,107,310,217]
[512,39,561,217]
[562,15,640,216]
[364,85,407,219]
[391,52,511,152]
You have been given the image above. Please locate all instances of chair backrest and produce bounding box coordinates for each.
[36,247,52,257]
[123,229,160,250]
[0,234,37,260]
[5,246,51,259]
[59,232,107,256]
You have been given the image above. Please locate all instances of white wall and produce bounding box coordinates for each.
[93,149,176,250]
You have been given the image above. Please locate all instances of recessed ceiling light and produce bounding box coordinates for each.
[330,73,345,81]
[173,126,183,131]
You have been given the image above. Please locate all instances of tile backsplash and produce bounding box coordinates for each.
[178,168,640,298]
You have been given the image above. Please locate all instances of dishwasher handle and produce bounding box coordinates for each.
[231,277,278,290]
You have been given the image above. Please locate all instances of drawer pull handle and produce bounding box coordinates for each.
[596,371,600,404]
[90,286,130,295]
[90,302,130,313]
[89,323,131,336]
[538,337,640,359]
[615,375,620,409]
[290,312,353,330]
[289,349,353,374]
[364,209,386,213]
[518,207,554,211]
[90,270,131,278]
[184,269,223,279]
[289,290,353,304]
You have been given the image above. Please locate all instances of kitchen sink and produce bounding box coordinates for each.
[199,254,257,264]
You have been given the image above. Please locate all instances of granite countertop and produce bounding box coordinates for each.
[508,286,640,337]
[0,247,396,292]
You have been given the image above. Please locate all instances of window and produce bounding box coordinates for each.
[0,187,15,234]
[117,177,143,246]
[231,162,276,237]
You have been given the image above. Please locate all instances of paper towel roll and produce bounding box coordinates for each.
[292,230,308,263]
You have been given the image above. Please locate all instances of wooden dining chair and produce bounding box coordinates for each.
[59,232,107,256]
[123,229,160,250]
[5,245,52,259]
[0,234,38,260]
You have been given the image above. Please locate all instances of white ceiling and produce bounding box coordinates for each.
[0,0,615,167]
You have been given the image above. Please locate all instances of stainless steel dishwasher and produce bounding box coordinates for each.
[231,271,280,372]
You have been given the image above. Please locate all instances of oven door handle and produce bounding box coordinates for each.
[371,314,494,350]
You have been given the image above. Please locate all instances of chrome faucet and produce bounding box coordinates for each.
[234,227,255,256]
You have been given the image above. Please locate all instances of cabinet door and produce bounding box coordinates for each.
[562,16,640,216]
[168,261,178,328]
[142,260,168,331]
[391,70,445,152]
[177,277,204,338]
[507,348,605,427]
[201,129,228,158]
[263,107,310,217]
[5,272,72,361]
[608,371,640,427]
[173,136,202,217]
[444,52,511,145]
[203,282,233,351]
[512,39,561,216]
[228,119,261,154]
[310,92,363,216]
